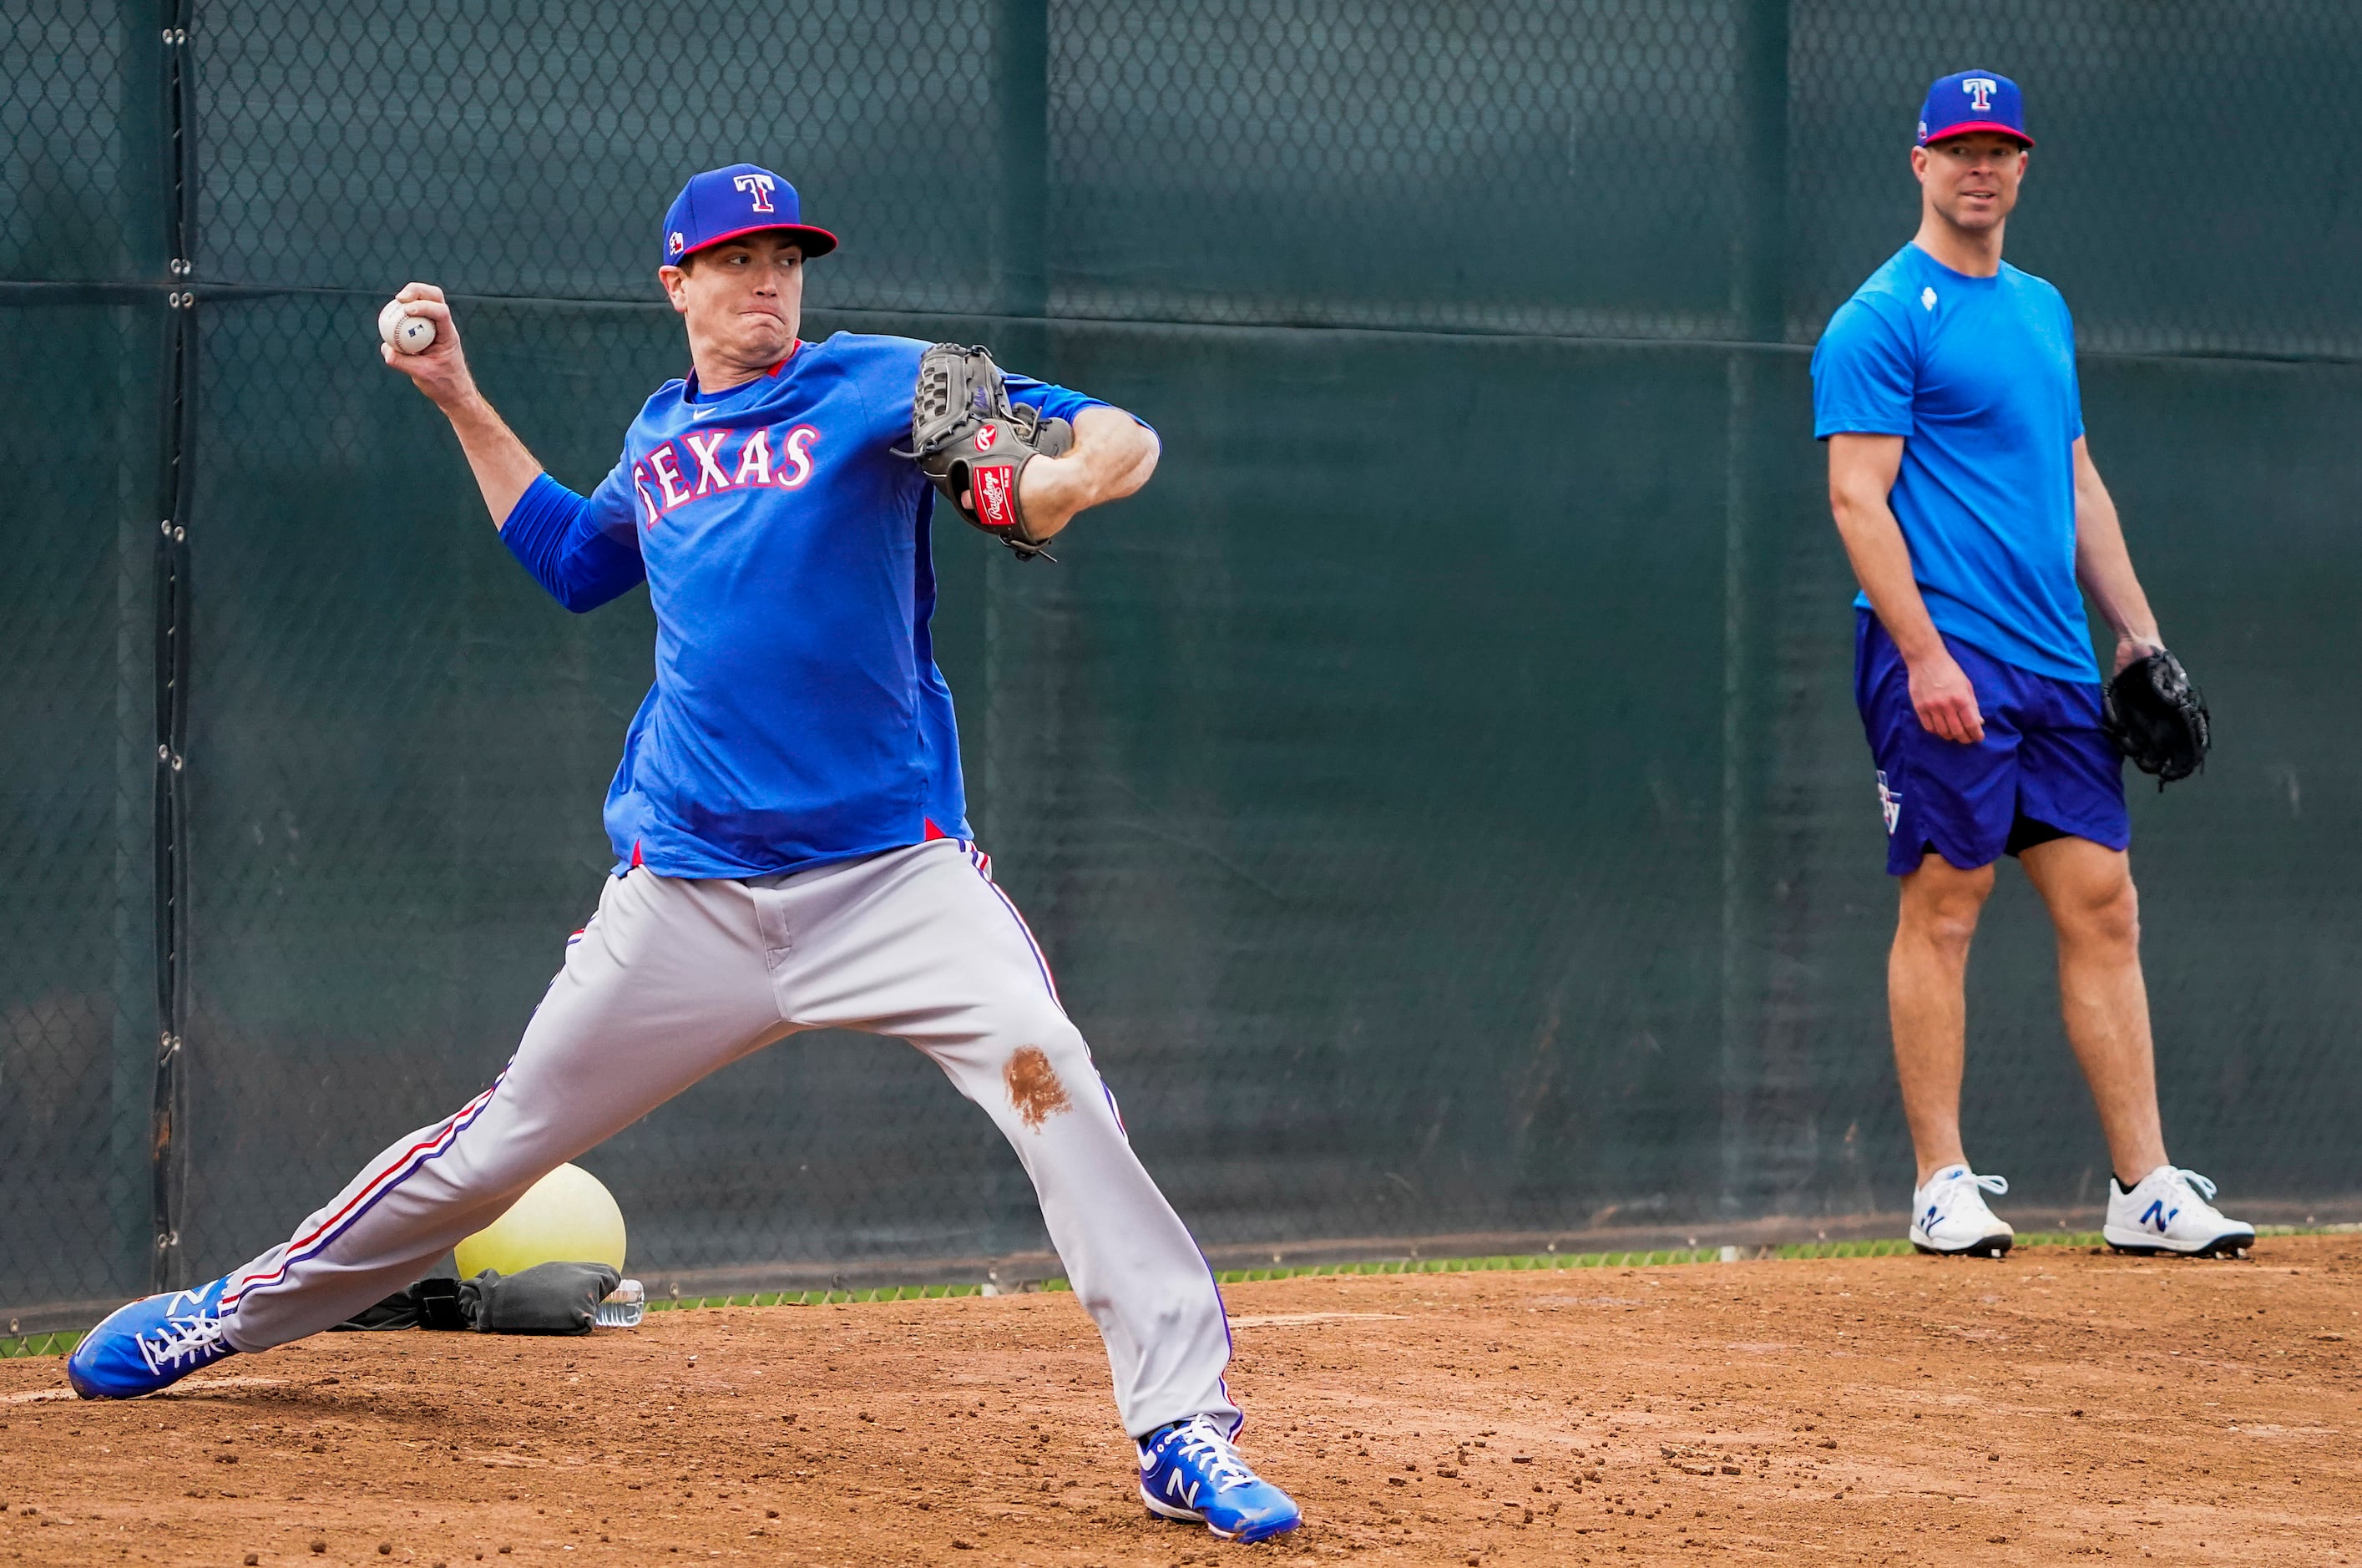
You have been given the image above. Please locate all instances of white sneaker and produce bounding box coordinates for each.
[2104,1166,2254,1257]
[1909,1165,2014,1257]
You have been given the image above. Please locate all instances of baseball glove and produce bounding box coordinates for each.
[897,342,1072,561]
[2101,649,2211,789]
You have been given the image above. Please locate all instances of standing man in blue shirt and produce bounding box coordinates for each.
[1813,74,2251,1260]
[67,164,1300,1544]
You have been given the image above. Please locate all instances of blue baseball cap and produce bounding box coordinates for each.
[1917,70,2033,149]
[660,164,838,269]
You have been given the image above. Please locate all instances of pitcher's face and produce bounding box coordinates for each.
[660,234,805,370]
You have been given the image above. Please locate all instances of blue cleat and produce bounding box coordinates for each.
[67,1277,238,1399]
[1137,1414,1302,1543]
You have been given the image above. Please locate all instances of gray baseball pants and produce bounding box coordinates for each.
[216,837,1240,1439]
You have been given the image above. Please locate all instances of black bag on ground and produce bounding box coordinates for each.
[331,1274,466,1332]
[335,1262,620,1335]
[462,1262,620,1334]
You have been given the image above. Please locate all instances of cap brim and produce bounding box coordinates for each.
[1920,119,2034,149]
[679,221,840,260]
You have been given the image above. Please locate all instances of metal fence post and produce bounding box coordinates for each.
[984,0,1052,858]
[992,0,1048,324]
[103,0,173,1301]
[1719,0,1790,1216]
[148,0,199,1293]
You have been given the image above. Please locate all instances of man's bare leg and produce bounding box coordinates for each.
[1892,852,1995,1186]
[2017,836,2170,1184]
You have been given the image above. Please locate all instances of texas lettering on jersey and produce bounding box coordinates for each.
[498,332,1120,879]
[631,424,820,526]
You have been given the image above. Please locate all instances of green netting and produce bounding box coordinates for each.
[4,0,2358,1329]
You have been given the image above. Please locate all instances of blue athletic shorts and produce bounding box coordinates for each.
[1854,609,2128,877]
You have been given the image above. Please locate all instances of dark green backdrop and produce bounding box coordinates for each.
[5,0,2356,1324]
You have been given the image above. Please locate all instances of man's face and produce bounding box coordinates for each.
[659,233,805,367]
[1911,132,2029,233]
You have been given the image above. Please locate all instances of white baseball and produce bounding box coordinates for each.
[377,298,438,356]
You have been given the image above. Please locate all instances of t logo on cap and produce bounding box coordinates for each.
[732,171,776,214]
[1915,68,2032,149]
[658,163,840,270]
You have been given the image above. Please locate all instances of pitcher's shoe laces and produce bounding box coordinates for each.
[137,1313,228,1375]
[1164,1419,1257,1489]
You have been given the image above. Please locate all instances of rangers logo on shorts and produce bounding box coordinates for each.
[1876,770,1901,836]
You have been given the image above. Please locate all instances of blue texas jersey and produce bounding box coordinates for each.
[498,331,1109,878]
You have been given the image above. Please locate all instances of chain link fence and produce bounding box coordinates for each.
[5,0,2358,1327]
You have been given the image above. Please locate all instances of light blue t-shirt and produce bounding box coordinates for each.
[1811,244,2094,682]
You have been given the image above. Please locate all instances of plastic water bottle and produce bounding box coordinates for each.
[596,1277,645,1328]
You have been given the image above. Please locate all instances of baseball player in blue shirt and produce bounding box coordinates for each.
[1814,74,2251,1261]
[68,164,1300,1544]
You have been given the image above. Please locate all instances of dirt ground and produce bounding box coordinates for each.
[4,1235,2359,1567]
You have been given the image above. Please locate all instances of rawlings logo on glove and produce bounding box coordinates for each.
[895,342,1071,561]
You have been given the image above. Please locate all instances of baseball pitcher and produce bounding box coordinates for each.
[68,164,1300,1545]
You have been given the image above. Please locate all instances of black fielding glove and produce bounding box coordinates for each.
[2101,650,2212,790]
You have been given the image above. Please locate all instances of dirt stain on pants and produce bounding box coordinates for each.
[1004,1046,1073,1130]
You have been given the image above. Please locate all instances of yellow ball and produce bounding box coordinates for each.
[454,1163,627,1279]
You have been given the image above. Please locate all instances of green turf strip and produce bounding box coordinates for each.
[3,1224,2328,1359]
[0,1330,82,1360]
[643,1282,989,1313]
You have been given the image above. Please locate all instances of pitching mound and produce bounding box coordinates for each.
[3,1235,2357,1565]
